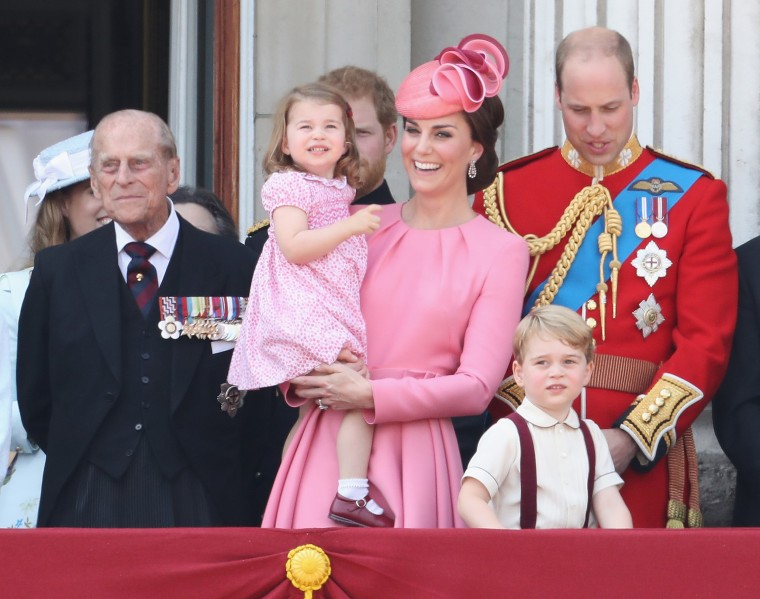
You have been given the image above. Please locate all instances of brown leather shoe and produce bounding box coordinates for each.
[328,493,394,528]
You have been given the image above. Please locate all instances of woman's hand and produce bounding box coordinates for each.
[290,362,374,411]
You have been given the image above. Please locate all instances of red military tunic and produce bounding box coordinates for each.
[473,136,737,527]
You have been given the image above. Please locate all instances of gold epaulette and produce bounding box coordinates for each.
[494,375,523,412]
[647,147,716,179]
[246,219,270,236]
[620,373,703,462]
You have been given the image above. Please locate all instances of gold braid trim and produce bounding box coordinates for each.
[482,173,507,230]
[665,427,703,528]
[483,178,621,336]
[683,427,704,527]
[246,218,270,236]
[494,376,523,411]
[621,374,703,462]
[530,185,614,309]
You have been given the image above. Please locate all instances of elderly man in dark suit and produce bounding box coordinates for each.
[713,235,760,526]
[17,109,257,527]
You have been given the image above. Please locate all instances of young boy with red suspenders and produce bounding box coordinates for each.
[458,305,632,529]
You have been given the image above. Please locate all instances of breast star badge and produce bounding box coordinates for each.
[217,383,245,418]
[631,241,672,287]
[633,293,665,338]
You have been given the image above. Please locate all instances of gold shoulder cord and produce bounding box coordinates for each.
[482,176,621,339]
[246,219,270,236]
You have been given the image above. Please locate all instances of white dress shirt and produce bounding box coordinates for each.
[115,199,179,285]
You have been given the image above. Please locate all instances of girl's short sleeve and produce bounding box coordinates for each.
[261,171,316,215]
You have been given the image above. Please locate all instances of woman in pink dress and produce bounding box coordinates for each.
[228,82,394,526]
[264,34,530,528]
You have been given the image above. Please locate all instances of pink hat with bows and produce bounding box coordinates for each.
[395,34,509,119]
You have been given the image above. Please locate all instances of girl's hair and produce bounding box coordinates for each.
[26,183,84,265]
[463,95,505,195]
[513,305,596,364]
[263,82,361,188]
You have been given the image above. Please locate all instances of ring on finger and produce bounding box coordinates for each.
[317,398,329,411]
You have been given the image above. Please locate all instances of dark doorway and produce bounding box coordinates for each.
[0,0,170,128]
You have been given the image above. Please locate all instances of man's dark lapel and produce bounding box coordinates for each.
[73,224,122,384]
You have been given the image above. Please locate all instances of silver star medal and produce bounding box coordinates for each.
[631,241,672,287]
[633,293,664,338]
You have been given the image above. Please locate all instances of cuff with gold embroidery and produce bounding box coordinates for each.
[494,375,523,412]
[617,373,703,464]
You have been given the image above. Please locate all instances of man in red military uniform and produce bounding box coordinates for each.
[474,26,737,527]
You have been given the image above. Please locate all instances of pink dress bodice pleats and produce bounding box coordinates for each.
[263,203,529,528]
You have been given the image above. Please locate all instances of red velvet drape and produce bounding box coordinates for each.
[2,527,757,598]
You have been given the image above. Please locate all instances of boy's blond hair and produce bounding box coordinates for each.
[513,305,595,364]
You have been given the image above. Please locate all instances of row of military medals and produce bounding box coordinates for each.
[632,195,671,339]
[634,196,669,239]
[157,296,247,341]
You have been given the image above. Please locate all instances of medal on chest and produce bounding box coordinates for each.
[631,241,672,287]
[634,196,652,239]
[157,296,247,340]
[633,293,665,338]
[651,196,669,238]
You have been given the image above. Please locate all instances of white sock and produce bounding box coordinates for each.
[338,478,384,515]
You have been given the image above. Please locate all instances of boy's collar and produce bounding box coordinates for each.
[518,398,580,429]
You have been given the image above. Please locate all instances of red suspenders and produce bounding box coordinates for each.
[507,412,596,528]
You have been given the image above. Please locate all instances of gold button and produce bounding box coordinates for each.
[136,273,144,282]
[586,299,598,311]
[642,412,652,423]
[655,397,665,407]
[586,317,597,329]
[648,404,659,414]
[660,389,672,399]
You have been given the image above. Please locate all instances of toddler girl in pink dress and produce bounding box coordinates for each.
[228,82,391,526]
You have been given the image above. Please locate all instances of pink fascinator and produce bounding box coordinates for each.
[396,33,509,119]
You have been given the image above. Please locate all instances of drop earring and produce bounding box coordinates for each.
[468,160,477,179]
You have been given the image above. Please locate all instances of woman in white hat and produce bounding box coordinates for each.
[0,130,111,528]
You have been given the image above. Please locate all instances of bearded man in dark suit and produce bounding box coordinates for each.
[17,109,257,527]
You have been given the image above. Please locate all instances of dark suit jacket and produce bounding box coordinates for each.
[17,217,257,526]
[713,235,760,526]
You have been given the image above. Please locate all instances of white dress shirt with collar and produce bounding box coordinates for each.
[115,198,179,285]
[463,398,623,529]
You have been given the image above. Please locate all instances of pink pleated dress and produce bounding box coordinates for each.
[263,202,530,528]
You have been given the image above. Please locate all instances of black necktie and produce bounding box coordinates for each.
[124,242,158,318]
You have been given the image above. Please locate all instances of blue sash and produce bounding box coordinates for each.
[524,158,702,313]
